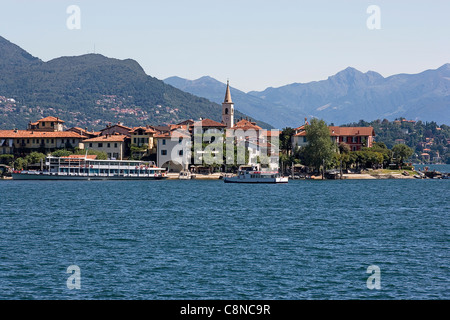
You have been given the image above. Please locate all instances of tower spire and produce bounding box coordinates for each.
[224,79,232,103]
[222,79,234,128]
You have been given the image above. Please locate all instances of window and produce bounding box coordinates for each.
[32,139,35,144]
[27,139,30,144]
[161,150,167,156]
[225,108,228,115]
[51,139,54,143]
[162,139,166,145]
[114,143,117,148]
[352,137,358,143]
[179,138,182,144]
[73,139,75,144]
[42,122,45,127]
[61,139,64,143]
[46,139,49,143]
[98,143,103,148]
[107,143,111,148]
[89,143,92,148]
[133,138,136,144]
[179,150,183,156]
[51,122,54,127]
[303,137,307,143]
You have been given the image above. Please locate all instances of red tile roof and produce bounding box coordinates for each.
[329,126,375,137]
[37,116,65,123]
[262,129,280,137]
[0,130,84,138]
[83,134,128,142]
[232,119,262,131]
[194,118,227,128]
[294,126,375,137]
[100,123,132,131]
[129,126,156,134]
[154,130,190,139]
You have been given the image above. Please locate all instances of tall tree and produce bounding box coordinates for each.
[392,144,413,164]
[302,118,336,176]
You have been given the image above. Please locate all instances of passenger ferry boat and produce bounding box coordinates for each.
[12,155,167,180]
[224,165,288,184]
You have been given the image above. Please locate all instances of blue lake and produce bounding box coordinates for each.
[0,176,449,299]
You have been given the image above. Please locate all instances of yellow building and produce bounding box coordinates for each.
[0,130,85,155]
[129,126,157,154]
[82,134,128,160]
[0,116,86,156]
[27,116,65,132]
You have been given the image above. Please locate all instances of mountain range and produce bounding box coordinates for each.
[0,36,271,130]
[165,64,450,128]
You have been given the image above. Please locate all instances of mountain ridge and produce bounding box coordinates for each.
[166,65,450,127]
[0,35,272,130]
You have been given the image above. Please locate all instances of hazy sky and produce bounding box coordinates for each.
[1,0,449,92]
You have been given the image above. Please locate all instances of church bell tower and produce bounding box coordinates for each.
[222,80,234,128]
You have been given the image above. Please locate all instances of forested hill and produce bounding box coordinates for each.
[0,36,271,130]
[342,119,450,163]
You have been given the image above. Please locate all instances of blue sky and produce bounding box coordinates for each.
[1,0,449,92]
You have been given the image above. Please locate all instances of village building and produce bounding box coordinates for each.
[222,80,234,128]
[67,127,100,139]
[154,129,191,172]
[82,133,129,160]
[292,119,375,151]
[0,116,86,156]
[100,122,132,137]
[129,126,157,155]
[27,116,65,132]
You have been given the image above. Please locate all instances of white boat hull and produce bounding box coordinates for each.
[12,173,167,180]
[224,177,288,184]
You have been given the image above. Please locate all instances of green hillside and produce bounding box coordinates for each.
[0,36,271,130]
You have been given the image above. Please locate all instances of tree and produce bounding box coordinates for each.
[51,149,73,157]
[25,152,46,165]
[279,127,295,154]
[14,157,28,170]
[392,144,413,164]
[302,118,336,176]
[73,149,108,160]
[0,154,14,165]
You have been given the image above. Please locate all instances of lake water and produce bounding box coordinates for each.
[0,174,449,300]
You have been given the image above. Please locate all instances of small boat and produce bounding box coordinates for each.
[178,171,196,180]
[224,165,288,184]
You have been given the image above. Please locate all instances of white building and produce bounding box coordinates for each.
[155,130,191,172]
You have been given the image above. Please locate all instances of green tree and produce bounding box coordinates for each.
[279,127,295,154]
[73,149,108,160]
[25,152,46,165]
[302,118,336,176]
[392,144,414,164]
[14,157,28,170]
[51,149,73,157]
[0,154,14,165]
